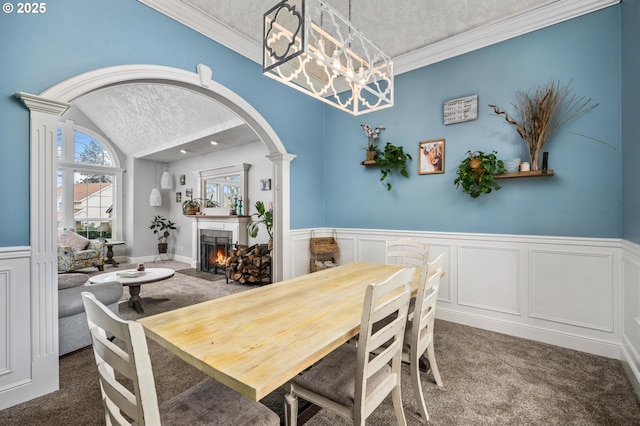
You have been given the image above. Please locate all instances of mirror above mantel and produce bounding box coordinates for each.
[195,163,250,215]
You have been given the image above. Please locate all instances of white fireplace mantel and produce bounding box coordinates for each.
[190,215,250,269]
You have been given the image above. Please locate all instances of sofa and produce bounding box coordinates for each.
[57,230,106,272]
[58,273,122,355]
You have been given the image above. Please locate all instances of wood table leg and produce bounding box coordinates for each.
[105,244,119,266]
[127,284,144,313]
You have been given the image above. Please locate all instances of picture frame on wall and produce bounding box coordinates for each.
[179,175,186,185]
[260,178,272,191]
[176,192,182,203]
[419,139,445,175]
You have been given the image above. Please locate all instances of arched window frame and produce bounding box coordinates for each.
[57,120,125,240]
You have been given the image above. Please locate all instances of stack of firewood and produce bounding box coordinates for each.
[226,244,271,285]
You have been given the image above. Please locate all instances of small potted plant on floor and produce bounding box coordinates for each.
[149,215,177,254]
[454,150,506,198]
[247,201,273,240]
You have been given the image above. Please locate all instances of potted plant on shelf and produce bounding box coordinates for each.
[181,196,201,215]
[375,142,412,191]
[149,215,176,254]
[229,197,238,215]
[454,150,506,198]
[361,124,384,163]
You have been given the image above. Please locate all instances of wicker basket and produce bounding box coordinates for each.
[310,257,337,272]
[310,230,339,272]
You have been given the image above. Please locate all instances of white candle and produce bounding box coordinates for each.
[520,162,530,172]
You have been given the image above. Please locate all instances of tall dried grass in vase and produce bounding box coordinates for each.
[489,80,598,171]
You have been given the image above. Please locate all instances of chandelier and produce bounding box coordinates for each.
[263,0,393,115]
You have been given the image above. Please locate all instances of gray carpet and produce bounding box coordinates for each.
[1,262,639,425]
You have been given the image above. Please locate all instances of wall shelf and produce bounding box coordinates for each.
[494,169,554,179]
[360,160,378,166]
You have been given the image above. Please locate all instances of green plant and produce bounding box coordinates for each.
[375,142,412,191]
[247,201,273,239]
[149,215,177,243]
[181,195,202,213]
[204,193,219,208]
[454,150,506,198]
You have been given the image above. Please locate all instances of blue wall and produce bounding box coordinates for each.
[0,0,325,246]
[324,7,622,238]
[0,2,626,247]
[622,0,640,244]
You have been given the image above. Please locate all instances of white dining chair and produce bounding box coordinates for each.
[283,267,414,426]
[81,292,280,426]
[407,254,444,421]
[386,239,445,421]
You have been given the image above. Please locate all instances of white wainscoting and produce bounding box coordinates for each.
[621,240,640,396]
[0,247,35,410]
[288,228,622,361]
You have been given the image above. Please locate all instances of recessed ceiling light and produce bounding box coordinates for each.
[210,141,218,145]
[180,149,188,154]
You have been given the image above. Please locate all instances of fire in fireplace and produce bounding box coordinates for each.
[200,235,232,275]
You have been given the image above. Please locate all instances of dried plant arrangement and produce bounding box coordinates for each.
[489,80,598,170]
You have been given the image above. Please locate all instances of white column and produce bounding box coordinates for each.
[267,152,296,281]
[4,92,70,407]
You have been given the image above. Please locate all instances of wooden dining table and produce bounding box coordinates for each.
[138,261,418,401]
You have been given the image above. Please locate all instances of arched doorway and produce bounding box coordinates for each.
[15,63,294,404]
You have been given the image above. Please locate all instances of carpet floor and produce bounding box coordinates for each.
[1,261,639,425]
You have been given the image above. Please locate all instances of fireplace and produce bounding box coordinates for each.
[200,230,233,275]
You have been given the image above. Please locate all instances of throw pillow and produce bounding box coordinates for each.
[58,231,90,251]
[58,273,89,290]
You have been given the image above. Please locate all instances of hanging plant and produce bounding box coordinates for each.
[375,142,412,191]
[454,150,506,198]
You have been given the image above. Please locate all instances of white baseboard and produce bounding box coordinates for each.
[621,338,640,398]
[437,308,621,359]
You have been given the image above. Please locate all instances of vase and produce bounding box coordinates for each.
[365,150,376,162]
[529,149,540,171]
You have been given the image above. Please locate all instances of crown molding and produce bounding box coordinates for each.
[138,0,262,63]
[393,0,620,75]
[139,0,619,77]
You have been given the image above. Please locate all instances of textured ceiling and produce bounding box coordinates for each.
[67,0,615,162]
[71,84,259,162]
[185,0,549,59]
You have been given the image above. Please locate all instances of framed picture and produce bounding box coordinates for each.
[419,139,445,175]
[185,188,193,198]
[260,178,272,191]
[179,174,186,185]
[176,192,182,203]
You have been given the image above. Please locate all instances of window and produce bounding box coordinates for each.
[57,122,122,239]
[204,175,240,208]
[198,163,250,211]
